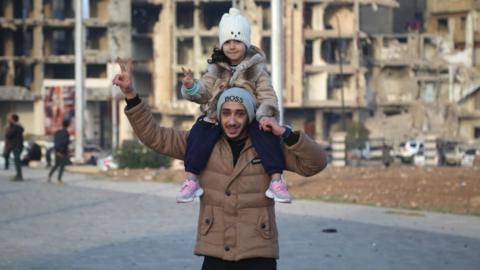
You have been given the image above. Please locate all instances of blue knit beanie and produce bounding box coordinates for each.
[216,87,256,123]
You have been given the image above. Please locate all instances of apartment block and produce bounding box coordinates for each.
[2,0,478,150]
[125,0,400,143]
[425,0,480,140]
[0,0,130,148]
[367,33,454,142]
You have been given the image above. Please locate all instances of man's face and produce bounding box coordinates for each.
[220,101,248,139]
[7,114,14,124]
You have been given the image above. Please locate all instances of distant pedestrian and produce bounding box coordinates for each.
[46,146,53,167]
[382,143,393,167]
[22,141,42,166]
[4,114,24,181]
[48,119,70,183]
[3,126,9,170]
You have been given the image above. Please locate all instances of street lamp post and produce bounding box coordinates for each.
[74,0,85,163]
[333,14,346,131]
[272,0,284,124]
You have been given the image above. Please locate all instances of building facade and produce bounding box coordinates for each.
[1,0,479,151]
[0,0,130,148]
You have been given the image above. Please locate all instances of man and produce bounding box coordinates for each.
[4,114,24,181]
[48,119,70,183]
[113,58,327,269]
[22,140,42,166]
[382,143,393,168]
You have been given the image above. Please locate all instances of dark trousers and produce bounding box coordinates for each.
[248,119,284,176]
[202,256,276,270]
[13,148,23,179]
[185,117,222,175]
[3,150,10,170]
[184,116,285,176]
[48,152,67,181]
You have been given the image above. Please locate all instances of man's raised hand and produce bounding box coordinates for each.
[112,57,136,99]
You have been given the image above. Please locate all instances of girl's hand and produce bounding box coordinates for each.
[112,57,136,99]
[259,117,285,136]
[181,67,194,88]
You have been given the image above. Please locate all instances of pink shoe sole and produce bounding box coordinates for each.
[265,189,292,203]
[176,188,204,203]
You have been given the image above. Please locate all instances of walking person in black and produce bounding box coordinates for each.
[48,119,70,184]
[4,114,24,181]
[3,125,9,171]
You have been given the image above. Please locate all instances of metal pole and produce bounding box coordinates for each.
[111,94,118,150]
[334,14,346,131]
[74,0,84,163]
[271,0,284,124]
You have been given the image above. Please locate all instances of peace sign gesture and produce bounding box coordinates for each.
[181,67,194,88]
[112,57,136,99]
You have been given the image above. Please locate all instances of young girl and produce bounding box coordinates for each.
[177,8,291,203]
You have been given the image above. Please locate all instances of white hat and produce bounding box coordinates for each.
[218,8,251,48]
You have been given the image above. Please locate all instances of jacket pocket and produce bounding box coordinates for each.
[200,205,214,236]
[256,208,273,239]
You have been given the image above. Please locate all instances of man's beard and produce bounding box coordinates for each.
[223,123,248,141]
[225,122,240,129]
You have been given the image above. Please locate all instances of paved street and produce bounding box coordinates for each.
[1,167,480,270]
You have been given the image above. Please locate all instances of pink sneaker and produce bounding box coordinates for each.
[265,177,292,203]
[176,179,204,203]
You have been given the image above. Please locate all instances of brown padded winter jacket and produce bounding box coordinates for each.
[125,101,328,261]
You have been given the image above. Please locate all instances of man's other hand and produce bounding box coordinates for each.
[259,117,286,136]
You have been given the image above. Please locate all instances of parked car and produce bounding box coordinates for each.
[397,140,424,163]
[68,140,107,165]
[97,155,118,171]
[444,144,464,166]
[461,148,479,167]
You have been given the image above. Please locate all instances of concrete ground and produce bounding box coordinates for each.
[1,167,479,270]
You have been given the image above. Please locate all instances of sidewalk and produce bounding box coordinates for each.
[1,167,479,270]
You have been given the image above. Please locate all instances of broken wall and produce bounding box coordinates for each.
[427,0,478,14]
[324,5,355,35]
[373,67,416,103]
[306,72,328,101]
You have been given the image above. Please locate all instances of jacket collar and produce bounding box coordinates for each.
[219,135,256,191]
[217,45,266,72]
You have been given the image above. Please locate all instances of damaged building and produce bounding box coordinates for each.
[124,0,401,143]
[426,0,480,142]
[0,0,130,148]
[1,0,479,151]
[366,0,480,144]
